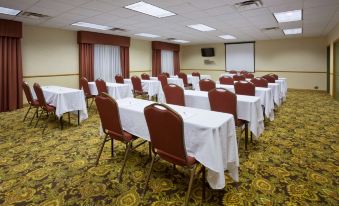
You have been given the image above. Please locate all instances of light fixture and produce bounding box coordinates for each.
[172,40,190,43]
[0,6,20,16]
[219,35,237,39]
[283,28,302,35]
[135,33,160,38]
[125,1,176,18]
[187,24,216,32]
[71,22,112,30]
[274,10,302,23]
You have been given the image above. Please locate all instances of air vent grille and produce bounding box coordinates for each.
[262,27,280,31]
[234,0,263,10]
[166,38,176,41]
[110,28,126,32]
[18,11,51,19]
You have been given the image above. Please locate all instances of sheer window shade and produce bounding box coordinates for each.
[94,44,121,82]
[161,50,174,75]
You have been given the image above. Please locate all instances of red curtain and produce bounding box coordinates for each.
[0,36,23,112]
[79,43,94,82]
[120,46,129,78]
[173,51,180,75]
[152,49,161,76]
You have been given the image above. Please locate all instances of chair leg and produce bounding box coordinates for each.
[89,98,94,110]
[245,123,248,150]
[111,139,114,157]
[184,164,197,206]
[68,112,71,125]
[202,166,206,203]
[23,105,32,121]
[118,143,131,182]
[29,107,39,126]
[95,135,108,166]
[42,112,49,134]
[35,110,44,128]
[250,132,253,143]
[142,153,156,197]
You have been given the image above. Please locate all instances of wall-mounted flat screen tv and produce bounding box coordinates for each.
[201,48,215,57]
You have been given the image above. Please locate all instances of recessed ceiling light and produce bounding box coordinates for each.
[219,35,237,40]
[187,24,216,32]
[172,40,190,43]
[274,10,302,23]
[125,1,176,18]
[0,6,20,16]
[283,28,302,35]
[71,22,112,30]
[135,33,160,38]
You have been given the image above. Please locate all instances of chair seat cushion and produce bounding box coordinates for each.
[107,130,137,142]
[236,119,246,127]
[45,104,56,112]
[31,100,39,107]
[86,94,96,98]
[134,90,148,95]
[156,149,197,166]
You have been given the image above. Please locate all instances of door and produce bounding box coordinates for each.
[327,46,330,93]
[335,42,339,100]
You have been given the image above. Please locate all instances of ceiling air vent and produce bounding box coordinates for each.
[166,38,176,41]
[110,27,126,32]
[262,27,280,31]
[18,11,51,20]
[234,0,263,11]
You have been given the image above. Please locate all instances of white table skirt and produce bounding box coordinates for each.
[172,75,200,90]
[150,77,185,88]
[215,84,274,121]
[276,78,287,101]
[116,98,239,189]
[221,73,236,78]
[124,79,161,97]
[183,90,264,138]
[88,82,133,99]
[33,86,88,121]
[268,83,281,106]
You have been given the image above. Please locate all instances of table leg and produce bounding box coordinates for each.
[60,116,64,130]
[77,110,80,126]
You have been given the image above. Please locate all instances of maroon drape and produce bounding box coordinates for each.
[152,49,161,77]
[79,43,94,82]
[173,51,180,75]
[120,46,129,78]
[152,41,180,76]
[0,36,23,112]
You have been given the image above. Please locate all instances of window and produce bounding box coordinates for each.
[94,44,121,82]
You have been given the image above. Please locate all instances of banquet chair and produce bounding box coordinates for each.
[244,73,254,79]
[143,103,206,205]
[158,74,168,89]
[240,70,248,75]
[229,70,237,74]
[233,74,246,81]
[269,73,278,80]
[219,76,234,85]
[262,75,276,83]
[161,72,170,78]
[22,82,40,125]
[208,88,249,150]
[131,76,148,99]
[141,73,150,80]
[178,72,192,89]
[234,81,255,96]
[163,84,185,106]
[95,93,147,182]
[115,75,124,84]
[95,79,108,94]
[192,72,201,80]
[199,79,216,92]
[80,77,96,110]
[250,77,268,88]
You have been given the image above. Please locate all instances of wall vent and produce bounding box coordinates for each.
[234,0,263,10]
[18,11,51,20]
[262,27,280,31]
[110,27,126,32]
[166,38,176,41]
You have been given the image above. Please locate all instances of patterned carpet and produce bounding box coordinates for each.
[0,90,338,205]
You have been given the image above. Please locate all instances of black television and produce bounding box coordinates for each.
[201,48,215,57]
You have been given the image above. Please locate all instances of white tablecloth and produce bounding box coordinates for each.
[172,75,200,90]
[88,82,133,99]
[116,97,239,189]
[124,79,161,97]
[215,84,274,120]
[150,77,185,88]
[33,86,88,121]
[276,78,287,101]
[221,73,236,78]
[268,83,281,106]
[200,74,212,80]
[183,90,264,138]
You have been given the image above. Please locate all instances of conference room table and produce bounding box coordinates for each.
[276,78,288,101]
[171,75,200,90]
[221,73,237,77]
[124,79,161,99]
[267,83,281,106]
[149,77,184,88]
[88,82,133,99]
[116,97,239,189]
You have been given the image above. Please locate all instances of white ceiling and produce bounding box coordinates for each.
[0,0,338,44]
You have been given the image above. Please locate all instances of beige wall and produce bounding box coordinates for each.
[129,38,152,76]
[327,23,339,96]
[181,37,327,90]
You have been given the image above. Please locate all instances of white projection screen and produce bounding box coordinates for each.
[225,42,255,72]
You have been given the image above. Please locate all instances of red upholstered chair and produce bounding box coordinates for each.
[80,77,96,109]
[251,77,268,88]
[219,76,234,85]
[33,83,57,134]
[131,76,148,98]
[143,103,205,205]
[192,72,201,80]
[161,72,170,78]
[234,81,255,96]
[141,73,150,80]
[95,79,108,94]
[208,88,249,150]
[269,73,278,80]
[262,75,276,83]
[199,79,216,92]
[163,84,185,106]
[244,73,254,79]
[233,74,246,81]
[158,74,168,89]
[178,72,191,89]
[95,93,147,182]
[229,70,237,74]
[240,70,248,75]
[115,75,124,84]
[22,82,40,125]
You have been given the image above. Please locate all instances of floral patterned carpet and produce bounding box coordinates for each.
[0,89,338,206]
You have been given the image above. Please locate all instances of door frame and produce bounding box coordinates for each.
[327,45,330,93]
[334,38,339,99]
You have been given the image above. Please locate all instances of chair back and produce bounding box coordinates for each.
[240,70,248,75]
[208,88,238,123]
[22,82,34,104]
[33,83,48,109]
[233,74,246,81]
[144,103,188,166]
[251,77,268,88]
[244,73,254,79]
[234,81,255,96]
[229,70,237,74]
[262,75,275,83]
[95,79,108,94]
[131,76,143,93]
[141,73,150,80]
[115,75,124,84]
[269,73,278,80]
[199,79,216,92]
[163,84,185,106]
[219,76,234,85]
[178,72,189,87]
[192,72,201,80]
[158,74,168,89]
[80,77,92,97]
[161,72,170,78]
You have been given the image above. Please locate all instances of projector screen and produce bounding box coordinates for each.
[225,42,255,72]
